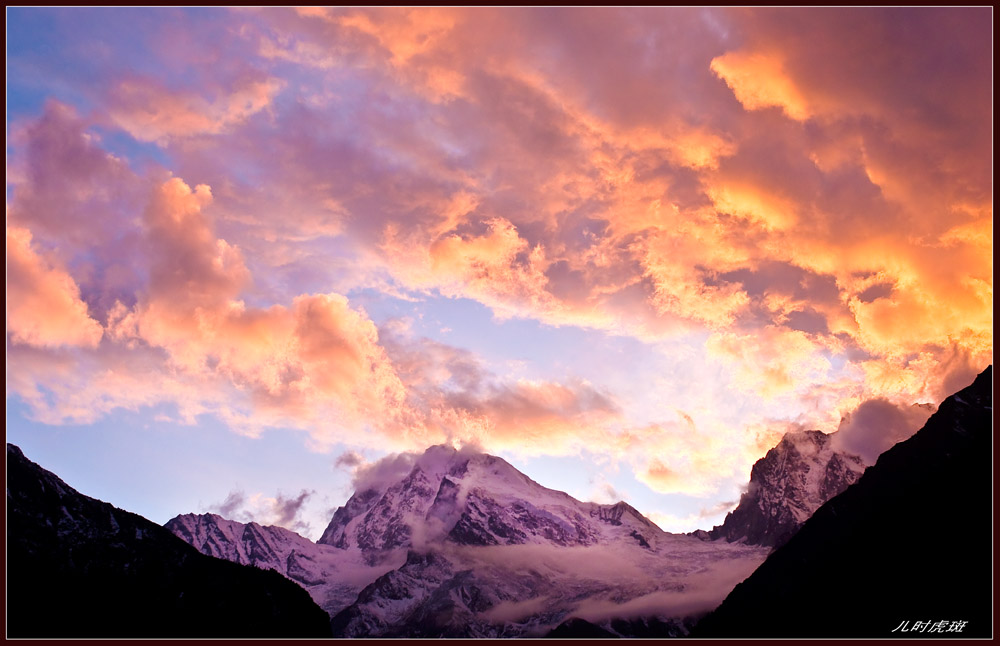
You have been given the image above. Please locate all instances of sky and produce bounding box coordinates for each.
[5,7,992,539]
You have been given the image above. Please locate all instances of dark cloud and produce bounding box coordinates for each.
[212,489,247,519]
[718,261,840,305]
[831,398,935,464]
[335,450,366,469]
[272,489,313,529]
[783,309,830,336]
[857,282,894,303]
[206,488,314,534]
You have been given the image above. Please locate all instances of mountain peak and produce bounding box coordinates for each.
[316,444,664,554]
[704,426,865,547]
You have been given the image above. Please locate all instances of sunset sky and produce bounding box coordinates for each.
[6,7,992,538]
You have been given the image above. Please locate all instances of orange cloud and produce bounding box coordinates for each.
[6,226,103,349]
[377,324,622,455]
[7,158,623,458]
[333,7,467,103]
[711,50,810,121]
[103,178,416,443]
[707,182,798,231]
[382,217,553,320]
[706,327,833,401]
[617,419,781,498]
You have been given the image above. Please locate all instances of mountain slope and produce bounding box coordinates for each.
[702,429,866,547]
[165,512,403,616]
[6,444,333,638]
[691,366,993,638]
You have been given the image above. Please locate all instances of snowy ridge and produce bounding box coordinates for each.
[165,513,404,616]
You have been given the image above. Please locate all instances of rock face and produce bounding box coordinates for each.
[170,444,770,637]
[6,444,332,638]
[692,366,993,638]
[706,429,867,548]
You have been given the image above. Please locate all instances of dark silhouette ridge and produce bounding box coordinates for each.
[6,443,333,638]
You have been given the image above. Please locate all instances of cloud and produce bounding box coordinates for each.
[5,8,991,509]
[706,326,832,401]
[271,489,314,528]
[212,490,247,518]
[480,596,552,624]
[5,137,415,442]
[378,325,622,454]
[334,450,366,470]
[138,9,989,388]
[104,176,416,444]
[5,114,624,460]
[710,50,810,121]
[348,452,418,493]
[208,487,315,533]
[569,554,764,621]
[588,477,625,505]
[6,227,104,349]
[615,419,781,499]
[831,398,935,464]
[5,101,145,275]
[105,75,284,143]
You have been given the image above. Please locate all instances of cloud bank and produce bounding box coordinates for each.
[6,8,991,500]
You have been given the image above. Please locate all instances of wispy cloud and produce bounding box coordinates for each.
[208,488,315,534]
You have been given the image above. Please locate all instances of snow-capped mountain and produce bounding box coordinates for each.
[168,445,770,637]
[700,429,866,548]
[318,445,664,553]
[325,446,768,637]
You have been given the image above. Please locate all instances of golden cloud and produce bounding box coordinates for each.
[711,50,810,121]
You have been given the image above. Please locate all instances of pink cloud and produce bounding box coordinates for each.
[105,75,284,143]
[5,110,622,457]
[6,227,104,349]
